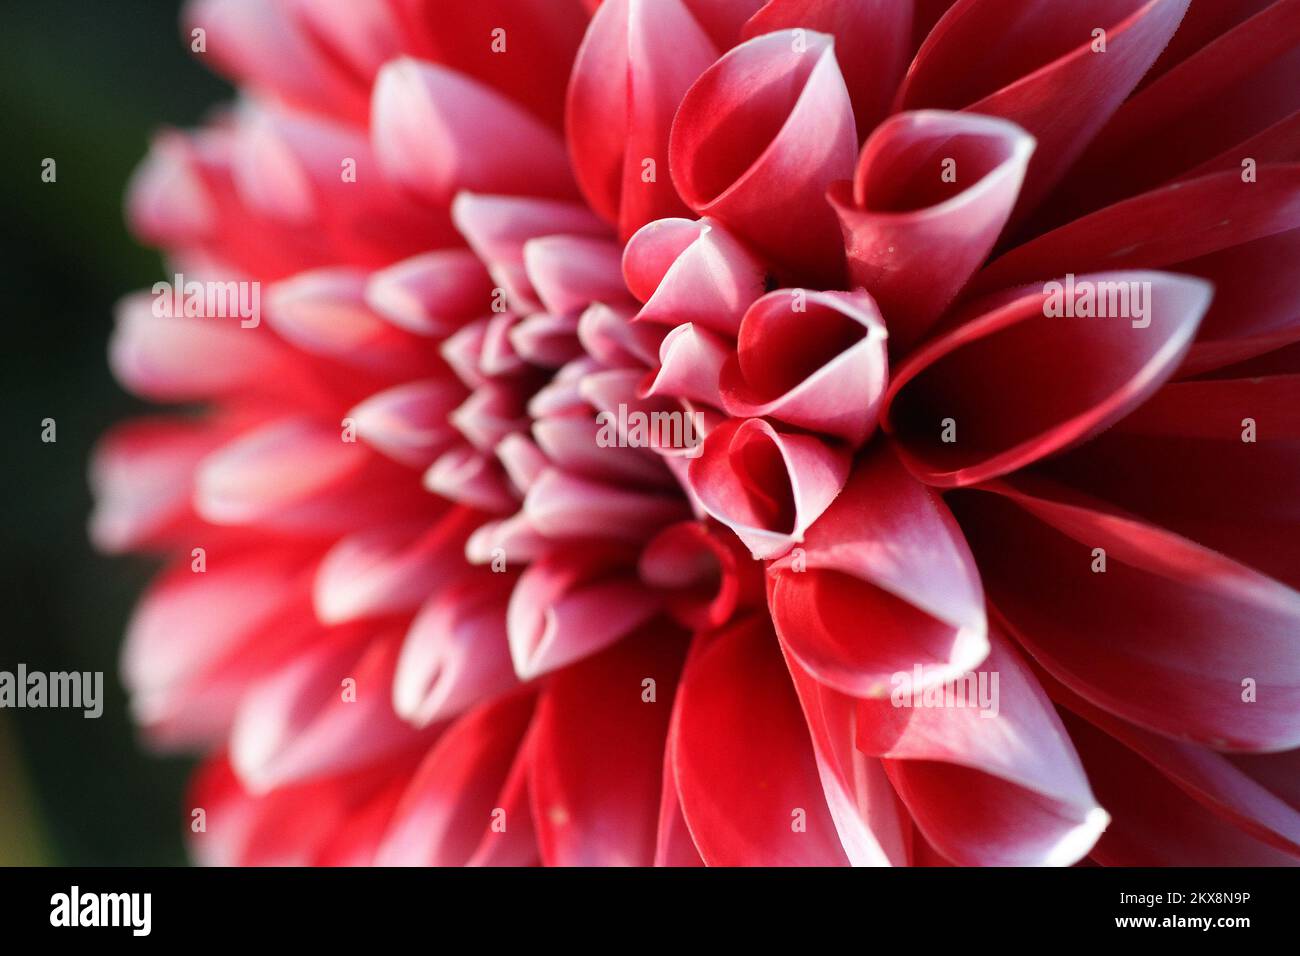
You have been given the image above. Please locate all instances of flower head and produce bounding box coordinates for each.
[95,0,1300,866]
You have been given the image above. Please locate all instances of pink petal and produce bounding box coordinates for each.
[312,508,481,624]
[829,110,1034,353]
[669,30,857,285]
[423,443,519,513]
[882,271,1211,486]
[506,544,663,680]
[623,217,767,336]
[521,235,633,315]
[365,250,496,337]
[450,192,610,313]
[523,467,691,542]
[267,267,436,378]
[768,445,988,698]
[393,574,520,727]
[721,288,888,443]
[229,626,433,792]
[347,379,464,469]
[567,0,716,238]
[89,416,234,553]
[687,416,851,559]
[646,322,730,408]
[372,57,576,205]
[857,632,1109,866]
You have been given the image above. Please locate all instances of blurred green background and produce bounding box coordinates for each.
[0,0,227,864]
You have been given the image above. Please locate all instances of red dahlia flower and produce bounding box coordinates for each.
[93,0,1300,866]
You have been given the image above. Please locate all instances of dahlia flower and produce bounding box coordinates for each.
[93,0,1300,866]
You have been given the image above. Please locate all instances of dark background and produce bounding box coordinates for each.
[0,0,227,864]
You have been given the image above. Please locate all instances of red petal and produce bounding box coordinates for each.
[857,632,1108,866]
[529,624,690,865]
[672,616,850,865]
[883,272,1211,486]
[828,110,1034,353]
[670,30,856,285]
[768,445,987,698]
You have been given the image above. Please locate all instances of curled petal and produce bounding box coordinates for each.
[857,632,1109,866]
[466,514,551,566]
[743,0,913,135]
[267,268,435,378]
[623,217,767,336]
[688,417,851,559]
[768,445,988,698]
[882,272,1211,487]
[509,312,585,368]
[578,303,664,367]
[647,322,730,408]
[532,412,675,488]
[522,236,633,315]
[974,167,1300,376]
[451,192,610,312]
[523,468,691,542]
[639,520,763,630]
[828,110,1034,353]
[348,379,464,468]
[669,30,856,285]
[721,288,888,444]
[423,444,518,513]
[449,380,529,452]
